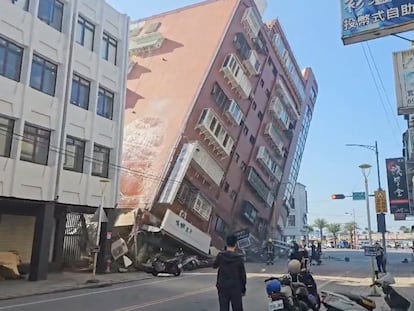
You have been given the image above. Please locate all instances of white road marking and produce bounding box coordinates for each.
[0,276,198,310]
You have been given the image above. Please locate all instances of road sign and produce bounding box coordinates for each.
[352,192,366,200]
[364,246,378,257]
[375,190,387,214]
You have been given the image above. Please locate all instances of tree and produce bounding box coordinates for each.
[307,225,314,234]
[327,223,341,247]
[344,222,358,248]
[313,218,328,242]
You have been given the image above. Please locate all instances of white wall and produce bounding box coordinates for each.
[0,0,129,208]
[284,182,308,240]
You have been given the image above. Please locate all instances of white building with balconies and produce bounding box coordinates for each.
[0,0,128,281]
[284,183,309,244]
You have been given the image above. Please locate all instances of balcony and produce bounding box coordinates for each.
[190,192,213,221]
[196,108,234,158]
[256,146,283,181]
[243,49,261,76]
[241,201,258,224]
[269,97,290,130]
[191,141,224,186]
[241,7,262,39]
[129,32,164,53]
[225,99,244,125]
[264,123,284,156]
[275,79,300,120]
[247,167,275,207]
[221,54,252,99]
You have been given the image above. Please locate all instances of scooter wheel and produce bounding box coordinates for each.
[151,271,159,277]
[173,268,181,277]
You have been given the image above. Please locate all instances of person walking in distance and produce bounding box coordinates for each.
[213,235,247,311]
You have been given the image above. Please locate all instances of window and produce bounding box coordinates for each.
[266,88,271,98]
[0,116,14,158]
[287,215,296,227]
[97,87,114,119]
[249,135,255,144]
[230,190,237,201]
[70,74,90,109]
[20,124,51,165]
[76,16,95,51]
[211,82,230,110]
[92,144,110,178]
[214,216,228,235]
[234,152,240,163]
[243,126,248,136]
[12,0,29,11]
[64,136,85,172]
[38,0,63,31]
[241,161,247,171]
[223,182,230,193]
[101,32,117,65]
[0,36,23,82]
[258,111,263,121]
[252,101,257,111]
[30,54,57,96]
[260,79,264,87]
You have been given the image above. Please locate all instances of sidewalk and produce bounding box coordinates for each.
[0,271,152,301]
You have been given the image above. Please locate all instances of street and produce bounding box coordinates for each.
[0,250,411,311]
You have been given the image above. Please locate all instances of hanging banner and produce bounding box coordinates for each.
[341,0,414,45]
[393,48,414,115]
[386,157,410,214]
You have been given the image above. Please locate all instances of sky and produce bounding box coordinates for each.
[107,0,413,232]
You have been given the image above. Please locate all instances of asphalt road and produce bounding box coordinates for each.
[0,249,411,311]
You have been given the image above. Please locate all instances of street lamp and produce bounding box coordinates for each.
[88,179,110,283]
[345,211,356,249]
[359,164,379,296]
[346,142,387,259]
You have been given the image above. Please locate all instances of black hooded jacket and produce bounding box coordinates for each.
[213,251,247,293]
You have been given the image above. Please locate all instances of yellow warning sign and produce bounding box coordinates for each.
[375,190,387,214]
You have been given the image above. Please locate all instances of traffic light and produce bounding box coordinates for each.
[331,194,346,200]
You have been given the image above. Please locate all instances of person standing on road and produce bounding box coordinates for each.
[213,235,247,311]
[375,242,386,273]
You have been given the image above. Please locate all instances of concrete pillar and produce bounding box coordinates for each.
[52,210,67,270]
[29,203,55,281]
[96,208,115,274]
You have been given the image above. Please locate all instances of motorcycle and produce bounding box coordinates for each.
[321,273,413,311]
[149,250,184,277]
[265,274,318,311]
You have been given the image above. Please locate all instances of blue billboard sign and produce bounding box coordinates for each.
[341,0,414,45]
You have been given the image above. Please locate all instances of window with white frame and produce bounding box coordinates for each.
[76,15,95,51]
[38,0,63,32]
[101,32,117,65]
[287,215,296,227]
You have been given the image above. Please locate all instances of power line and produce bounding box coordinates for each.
[361,44,401,146]
[365,42,402,134]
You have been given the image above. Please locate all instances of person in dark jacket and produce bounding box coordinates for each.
[213,235,247,311]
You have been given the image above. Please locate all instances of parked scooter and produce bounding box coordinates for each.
[265,275,316,311]
[321,273,413,311]
[149,248,184,277]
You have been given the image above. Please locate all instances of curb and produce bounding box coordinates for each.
[0,275,154,301]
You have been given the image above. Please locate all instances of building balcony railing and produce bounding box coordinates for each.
[224,99,244,125]
[221,54,252,99]
[191,141,224,186]
[129,31,164,53]
[264,123,284,156]
[268,97,290,130]
[243,49,261,76]
[241,7,262,39]
[256,146,283,181]
[196,108,234,158]
[275,79,300,120]
[247,167,275,207]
